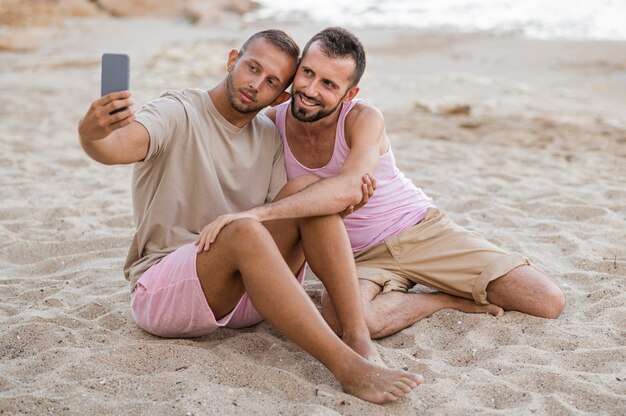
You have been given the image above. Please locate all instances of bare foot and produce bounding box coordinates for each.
[443,294,504,317]
[335,357,423,404]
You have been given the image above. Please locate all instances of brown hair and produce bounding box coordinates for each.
[239,29,300,62]
[302,27,366,87]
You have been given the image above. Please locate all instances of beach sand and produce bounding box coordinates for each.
[1,4,625,415]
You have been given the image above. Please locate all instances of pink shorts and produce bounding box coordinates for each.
[131,243,306,338]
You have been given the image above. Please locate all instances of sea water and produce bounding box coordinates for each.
[248,0,626,41]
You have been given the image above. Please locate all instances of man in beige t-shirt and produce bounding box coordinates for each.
[77,29,421,404]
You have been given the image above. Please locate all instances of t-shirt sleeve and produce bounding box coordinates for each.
[266,131,287,202]
[135,94,183,162]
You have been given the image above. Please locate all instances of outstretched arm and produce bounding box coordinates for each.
[78,90,149,165]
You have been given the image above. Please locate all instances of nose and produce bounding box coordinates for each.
[248,75,263,91]
[301,79,319,98]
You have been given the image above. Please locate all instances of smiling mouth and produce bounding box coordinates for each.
[298,93,321,107]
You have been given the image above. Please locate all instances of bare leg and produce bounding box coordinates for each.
[263,177,379,361]
[486,265,564,318]
[322,280,503,339]
[196,219,422,403]
[300,215,380,361]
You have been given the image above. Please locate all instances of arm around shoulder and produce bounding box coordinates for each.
[338,102,387,183]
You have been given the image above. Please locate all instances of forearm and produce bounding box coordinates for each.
[251,175,364,221]
[79,131,121,165]
[77,91,142,165]
[79,120,147,165]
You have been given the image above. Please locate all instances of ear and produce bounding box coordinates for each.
[269,91,291,107]
[227,49,239,71]
[343,86,360,103]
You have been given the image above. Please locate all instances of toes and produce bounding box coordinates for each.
[400,375,422,389]
[385,385,407,399]
[392,380,414,395]
[382,390,401,402]
[408,373,424,385]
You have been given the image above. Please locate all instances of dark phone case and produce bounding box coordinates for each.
[101,53,130,114]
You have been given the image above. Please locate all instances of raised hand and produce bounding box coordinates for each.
[78,91,135,142]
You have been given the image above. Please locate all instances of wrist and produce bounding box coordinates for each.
[249,206,269,222]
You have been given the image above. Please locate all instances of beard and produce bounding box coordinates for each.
[290,89,345,123]
[226,72,264,114]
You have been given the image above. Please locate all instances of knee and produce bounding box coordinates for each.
[222,218,268,244]
[543,286,565,319]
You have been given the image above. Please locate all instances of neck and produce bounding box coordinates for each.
[208,81,256,129]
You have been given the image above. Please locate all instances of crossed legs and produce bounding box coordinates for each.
[320,205,565,339]
[322,282,503,339]
[321,265,564,339]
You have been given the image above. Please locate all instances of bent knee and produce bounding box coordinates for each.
[222,218,267,242]
[543,288,565,319]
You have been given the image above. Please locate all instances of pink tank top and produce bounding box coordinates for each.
[275,100,435,253]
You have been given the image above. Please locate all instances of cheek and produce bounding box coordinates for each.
[293,74,309,90]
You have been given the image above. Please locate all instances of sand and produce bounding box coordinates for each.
[1,6,625,416]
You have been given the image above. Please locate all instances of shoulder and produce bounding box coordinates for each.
[345,100,384,130]
[264,106,278,123]
[263,99,291,124]
[252,112,283,151]
[252,111,281,139]
[139,89,189,118]
[150,88,205,112]
[168,88,207,110]
[252,111,277,130]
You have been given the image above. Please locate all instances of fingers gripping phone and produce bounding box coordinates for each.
[101,53,130,115]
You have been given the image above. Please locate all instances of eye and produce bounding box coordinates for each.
[267,79,276,87]
[303,68,313,77]
[323,80,334,88]
[249,64,258,73]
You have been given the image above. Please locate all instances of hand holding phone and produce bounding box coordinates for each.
[78,54,133,144]
[101,53,130,115]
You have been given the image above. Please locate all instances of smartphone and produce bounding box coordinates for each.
[101,53,130,114]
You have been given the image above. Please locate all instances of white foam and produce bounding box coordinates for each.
[248,0,626,41]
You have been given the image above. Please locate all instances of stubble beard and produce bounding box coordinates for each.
[226,72,263,114]
[290,90,345,123]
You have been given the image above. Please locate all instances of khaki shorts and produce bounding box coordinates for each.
[354,208,529,305]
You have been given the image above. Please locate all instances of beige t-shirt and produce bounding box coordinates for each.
[123,89,286,289]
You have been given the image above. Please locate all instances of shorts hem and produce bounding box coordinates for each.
[472,253,530,305]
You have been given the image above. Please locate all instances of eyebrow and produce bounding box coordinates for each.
[249,58,283,85]
[302,65,338,89]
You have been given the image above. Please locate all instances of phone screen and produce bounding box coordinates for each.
[101,53,130,114]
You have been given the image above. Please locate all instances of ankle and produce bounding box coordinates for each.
[330,353,369,382]
[341,325,371,342]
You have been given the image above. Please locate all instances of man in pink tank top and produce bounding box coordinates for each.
[265,27,565,339]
